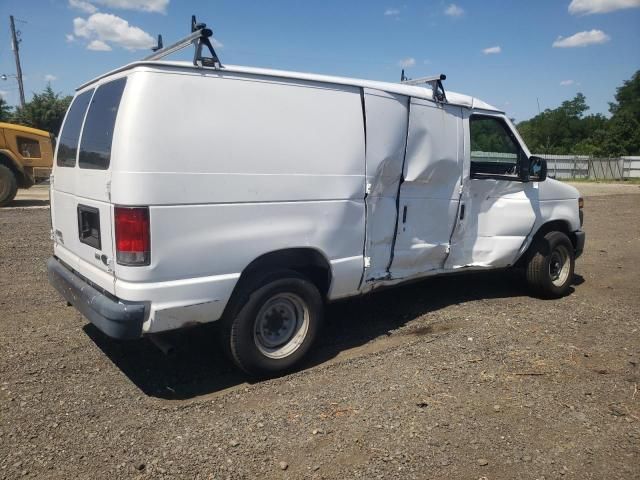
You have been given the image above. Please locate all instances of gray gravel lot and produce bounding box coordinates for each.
[0,184,639,479]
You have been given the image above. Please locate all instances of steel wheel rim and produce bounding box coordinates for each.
[254,292,309,359]
[549,245,571,287]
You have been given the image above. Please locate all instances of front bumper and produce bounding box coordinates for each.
[47,257,145,340]
[574,230,586,258]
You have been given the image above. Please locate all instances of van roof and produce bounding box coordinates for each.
[78,60,503,113]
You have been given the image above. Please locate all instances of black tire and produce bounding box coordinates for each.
[222,270,323,376]
[0,164,18,207]
[526,231,575,299]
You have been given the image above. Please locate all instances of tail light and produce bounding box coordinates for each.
[114,206,150,266]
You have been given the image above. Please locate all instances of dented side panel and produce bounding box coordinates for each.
[389,98,463,278]
[446,110,538,269]
[362,89,409,281]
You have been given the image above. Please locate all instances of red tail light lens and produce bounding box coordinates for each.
[114,206,150,266]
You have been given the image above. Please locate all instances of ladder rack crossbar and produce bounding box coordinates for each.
[142,15,221,68]
[143,30,203,61]
[401,74,446,86]
[400,71,447,103]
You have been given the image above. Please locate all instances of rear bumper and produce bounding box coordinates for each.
[574,230,586,258]
[47,257,145,340]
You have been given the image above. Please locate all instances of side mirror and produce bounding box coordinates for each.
[529,156,547,182]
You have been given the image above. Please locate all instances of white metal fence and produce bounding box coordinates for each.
[536,155,640,180]
[471,152,640,179]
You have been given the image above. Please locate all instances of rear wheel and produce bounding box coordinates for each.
[0,164,18,207]
[222,270,323,376]
[526,231,575,298]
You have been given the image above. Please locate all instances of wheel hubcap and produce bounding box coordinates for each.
[549,245,571,287]
[254,293,309,359]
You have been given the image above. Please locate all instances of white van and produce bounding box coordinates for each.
[47,59,585,375]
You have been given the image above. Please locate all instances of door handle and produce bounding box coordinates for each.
[459,204,465,220]
[402,205,408,223]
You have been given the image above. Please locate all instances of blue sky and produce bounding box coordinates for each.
[0,0,638,122]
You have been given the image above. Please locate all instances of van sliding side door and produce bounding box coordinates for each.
[362,89,410,282]
[388,99,464,278]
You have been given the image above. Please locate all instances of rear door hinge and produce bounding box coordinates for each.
[365,182,372,195]
[106,181,111,201]
[364,256,371,268]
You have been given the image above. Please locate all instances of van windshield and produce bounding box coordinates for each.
[56,89,93,167]
[79,77,127,170]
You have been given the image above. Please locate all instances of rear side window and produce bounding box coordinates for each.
[56,90,93,167]
[17,136,41,158]
[79,78,126,170]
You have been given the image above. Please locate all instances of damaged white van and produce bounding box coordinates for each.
[47,22,585,375]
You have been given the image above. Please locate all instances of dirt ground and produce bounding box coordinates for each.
[0,183,639,479]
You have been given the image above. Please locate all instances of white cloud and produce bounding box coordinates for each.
[65,34,75,42]
[74,13,155,51]
[69,0,98,14]
[398,57,416,68]
[482,46,501,55]
[87,39,112,51]
[44,74,57,82]
[553,29,610,48]
[569,0,640,14]
[384,8,400,16]
[94,0,169,14]
[444,4,464,16]
[560,79,575,86]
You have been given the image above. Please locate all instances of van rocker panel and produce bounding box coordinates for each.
[47,257,145,339]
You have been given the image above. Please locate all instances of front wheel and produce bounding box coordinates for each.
[525,231,575,299]
[223,270,323,376]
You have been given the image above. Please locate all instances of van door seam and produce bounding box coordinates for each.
[385,97,411,275]
[357,88,368,289]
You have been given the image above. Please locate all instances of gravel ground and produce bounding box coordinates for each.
[0,185,639,479]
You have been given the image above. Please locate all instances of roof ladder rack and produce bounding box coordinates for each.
[143,15,222,68]
[400,70,447,103]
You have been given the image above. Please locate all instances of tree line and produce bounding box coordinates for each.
[1,71,639,157]
[517,71,640,157]
[0,86,72,135]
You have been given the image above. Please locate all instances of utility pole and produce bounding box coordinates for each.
[9,15,26,108]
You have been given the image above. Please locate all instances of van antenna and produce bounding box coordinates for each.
[143,15,222,68]
[400,73,447,103]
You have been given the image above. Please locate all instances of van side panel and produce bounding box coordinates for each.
[110,70,366,332]
[362,89,409,282]
[389,100,463,277]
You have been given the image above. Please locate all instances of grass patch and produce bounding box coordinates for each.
[558,177,640,185]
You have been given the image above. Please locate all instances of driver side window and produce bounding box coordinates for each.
[470,115,526,179]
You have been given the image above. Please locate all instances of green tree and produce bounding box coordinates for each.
[0,97,12,122]
[517,93,604,154]
[609,70,640,121]
[12,85,72,135]
[600,110,640,156]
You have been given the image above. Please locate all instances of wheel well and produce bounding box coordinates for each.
[236,248,332,299]
[221,248,332,324]
[0,153,26,186]
[516,220,576,267]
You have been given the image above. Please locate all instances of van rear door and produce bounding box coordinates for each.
[50,77,127,294]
